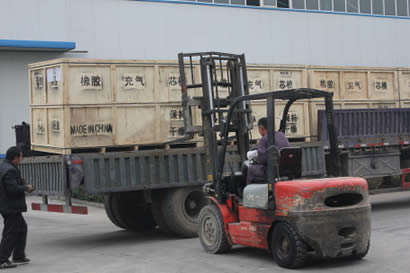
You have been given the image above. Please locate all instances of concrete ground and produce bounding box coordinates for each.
[2,191,410,273]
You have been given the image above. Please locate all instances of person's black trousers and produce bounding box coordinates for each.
[0,213,27,263]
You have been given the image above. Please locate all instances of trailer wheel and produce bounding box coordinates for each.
[151,192,171,233]
[271,222,308,269]
[110,192,156,232]
[198,204,231,254]
[104,194,125,229]
[161,187,208,237]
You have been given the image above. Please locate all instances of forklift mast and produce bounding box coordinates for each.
[178,52,254,191]
[178,52,341,204]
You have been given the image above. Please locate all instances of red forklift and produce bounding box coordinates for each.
[178,52,371,268]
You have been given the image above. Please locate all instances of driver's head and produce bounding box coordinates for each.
[257,118,267,137]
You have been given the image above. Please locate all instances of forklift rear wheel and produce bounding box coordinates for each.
[271,222,308,269]
[198,204,231,254]
[161,187,208,237]
[351,241,370,260]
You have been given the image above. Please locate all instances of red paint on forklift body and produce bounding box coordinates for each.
[275,177,368,216]
[209,177,369,251]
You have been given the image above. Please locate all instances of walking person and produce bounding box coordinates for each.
[0,146,34,269]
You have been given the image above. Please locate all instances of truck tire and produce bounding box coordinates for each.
[104,194,125,229]
[271,222,308,269]
[151,192,171,233]
[161,187,208,237]
[198,204,231,254]
[110,192,156,232]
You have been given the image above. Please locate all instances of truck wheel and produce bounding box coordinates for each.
[271,222,308,269]
[151,192,171,233]
[111,192,156,232]
[161,187,208,237]
[198,204,231,254]
[104,194,125,229]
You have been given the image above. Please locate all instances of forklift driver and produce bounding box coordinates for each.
[246,118,289,184]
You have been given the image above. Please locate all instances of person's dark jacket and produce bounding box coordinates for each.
[0,160,28,214]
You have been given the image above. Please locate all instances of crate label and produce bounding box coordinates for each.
[35,120,45,135]
[121,73,145,90]
[34,72,44,89]
[283,112,299,134]
[169,121,185,138]
[373,80,389,91]
[276,71,296,90]
[70,122,113,136]
[318,79,336,90]
[168,73,182,90]
[47,67,61,88]
[79,73,103,90]
[50,119,61,133]
[248,77,265,92]
[344,79,363,92]
[168,108,184,137]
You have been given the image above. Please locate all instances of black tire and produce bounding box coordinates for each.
[110,192,156,232]
[104,194,125,229]
[198,204,231,254]
[271,222,308,269]
[351,241,370,260]
[161,187,208,237]
[151,192,171,233]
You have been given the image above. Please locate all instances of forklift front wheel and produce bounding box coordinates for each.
[271,222,308,269]
[198,204,232,254]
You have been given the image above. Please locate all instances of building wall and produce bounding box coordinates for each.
[1,0,409,153]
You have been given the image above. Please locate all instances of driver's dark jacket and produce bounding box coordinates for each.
[0,160,28,214]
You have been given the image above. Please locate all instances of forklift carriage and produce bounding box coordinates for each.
[178,52,371,268]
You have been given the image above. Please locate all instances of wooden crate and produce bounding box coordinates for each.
[250,101,310,141]
[308,66,399,102]
[30,103,196,154]
[29,59,199,106]
[398,70,410,101]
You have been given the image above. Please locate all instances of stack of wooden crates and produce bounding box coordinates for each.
[29,59,408,155]
[29,59,198,154]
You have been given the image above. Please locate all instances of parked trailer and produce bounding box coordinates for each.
[317,108,410,185]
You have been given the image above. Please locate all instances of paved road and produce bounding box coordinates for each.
[3,192,410,273]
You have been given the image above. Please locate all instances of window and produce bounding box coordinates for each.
[384,0,396,15]
[372,0,384,14]
[320,0,332,10]
[232,0,246,4]
[277,0,289,7]
[397,0,408,16]
[360,0,371,13]
[263,0,277,6]
[346,0,358,12]
[292,0,305,9]
[247,0,260,5]
[307,0,319,9]
[214,0,229,3]
[197,0,212,3]
[334,0,346,11]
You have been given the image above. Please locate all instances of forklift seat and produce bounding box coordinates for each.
[278,147,302,180]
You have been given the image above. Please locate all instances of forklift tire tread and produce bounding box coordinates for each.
[198,204,232,254]
[271,222,308,269]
